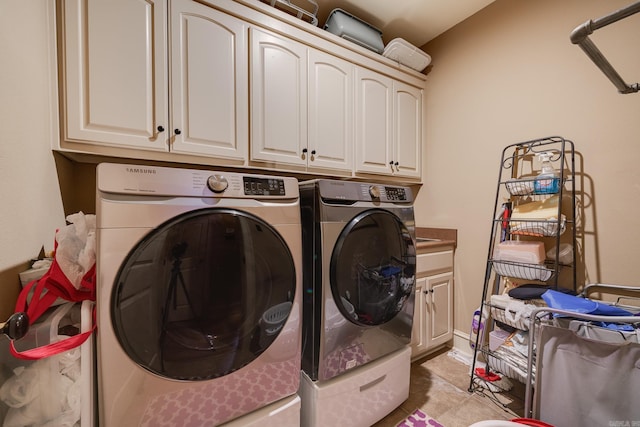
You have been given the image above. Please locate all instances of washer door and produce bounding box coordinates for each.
[330,209,415,326]
[111,208,296,381]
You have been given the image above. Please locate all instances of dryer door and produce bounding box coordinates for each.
[111,208,296,380]
[330,209,416,326]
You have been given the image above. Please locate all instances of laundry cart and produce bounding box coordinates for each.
[523,284,640,425]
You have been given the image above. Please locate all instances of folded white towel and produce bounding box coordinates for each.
[489,294,512,309]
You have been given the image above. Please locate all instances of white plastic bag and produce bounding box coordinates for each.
[55,212,96,290]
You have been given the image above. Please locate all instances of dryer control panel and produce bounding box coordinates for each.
[313,179,414,203]
[383,186,409,201]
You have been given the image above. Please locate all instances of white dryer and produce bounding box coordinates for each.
[95,163,302,426]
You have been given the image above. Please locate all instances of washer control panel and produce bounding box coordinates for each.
[97,163,298,199]
[243,176,286,196]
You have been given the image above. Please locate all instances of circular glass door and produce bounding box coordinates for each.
[111,208,296,381]
[330,209,415,326]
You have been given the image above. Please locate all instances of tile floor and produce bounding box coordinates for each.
[373,347,525,427]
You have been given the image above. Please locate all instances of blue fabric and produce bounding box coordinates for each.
[541,289,635,316]
[379,266,402,277]
[597,321,635,332]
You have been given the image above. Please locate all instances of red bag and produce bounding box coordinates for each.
[10,240,97,360]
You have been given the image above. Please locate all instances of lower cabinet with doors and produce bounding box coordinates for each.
[410,244,454,359]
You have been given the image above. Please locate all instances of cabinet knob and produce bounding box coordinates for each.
[423,289,429,294]
[394,161,399,167]
[174,129,182,135]
[311,150,316,155]
[389,161,394,165]
[157,125,165,132]
[302,148,308,154]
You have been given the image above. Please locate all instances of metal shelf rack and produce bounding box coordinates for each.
[468,136,577,408]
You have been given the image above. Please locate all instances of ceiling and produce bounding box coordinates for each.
[312,0,496,48]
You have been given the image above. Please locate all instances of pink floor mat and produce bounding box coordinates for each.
[396,408,444,427]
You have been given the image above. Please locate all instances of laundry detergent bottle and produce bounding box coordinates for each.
[469,306,488,351]
[534,152,559,194]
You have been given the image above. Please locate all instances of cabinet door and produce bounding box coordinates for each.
[354,67,393,175]
[410,277,428,357]
[393,81,422,178]
[307,49,353,172]
[250,27,307,166]
[426,271,453,349]
[61,0,168,150]
[169,0,248,160]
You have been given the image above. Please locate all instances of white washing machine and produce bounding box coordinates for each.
[298,179,416,425]
[95,163,302,426]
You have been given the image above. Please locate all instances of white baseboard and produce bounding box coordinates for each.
[449,329,489,372]
[450,328,473,364]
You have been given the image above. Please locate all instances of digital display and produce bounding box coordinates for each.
[243,177,286,196]
[385,186,407,201]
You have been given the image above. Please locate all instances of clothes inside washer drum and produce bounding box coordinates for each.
[534,323,640,424]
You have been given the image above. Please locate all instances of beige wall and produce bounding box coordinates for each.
[0,1,66,320]
[417,0,640,347]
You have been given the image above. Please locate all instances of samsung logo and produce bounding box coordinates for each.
[126,167,156,174]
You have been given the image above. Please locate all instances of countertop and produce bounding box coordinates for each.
[415,227,457,250]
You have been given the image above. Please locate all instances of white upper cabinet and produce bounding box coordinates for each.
[354,68,393,175]
[393,80,422,178]
[307,50,354,172]
[60,0,247,161]
[250,28,353,173]
[57,0,424,180]
[60,0,168,150]
[355,67,422,179]
[170,0,248,159]
[250,27,308,167]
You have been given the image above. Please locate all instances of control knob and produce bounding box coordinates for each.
[207,175,228,193]
[369,185,381,199]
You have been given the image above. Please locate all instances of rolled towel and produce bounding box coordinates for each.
[7,360,73,426]
[65,378,82,420]
[25,364,70,424]
[37,371,82,427]
[60,356,81,383]
[0,364,40,408]
[61,360,81,383]
[57,348,81,370]
[38,410,81,427]
[2,406,41,427]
